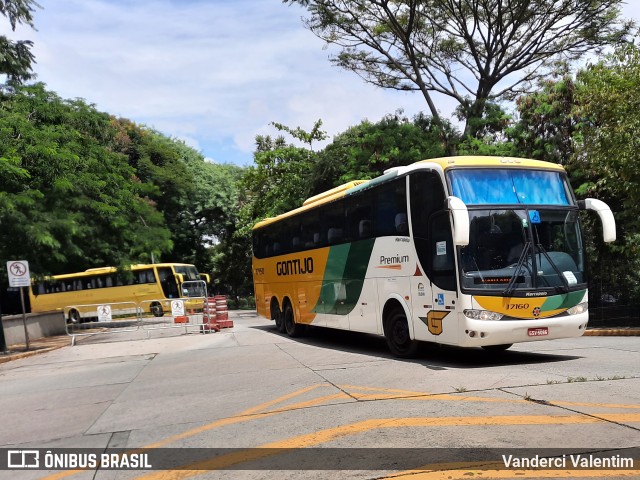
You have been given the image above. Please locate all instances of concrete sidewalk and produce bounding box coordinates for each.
[2,315,638,364]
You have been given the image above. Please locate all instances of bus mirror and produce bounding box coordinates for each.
[447,196,470,246]
[199,273,210,284]
[581,198,616,243]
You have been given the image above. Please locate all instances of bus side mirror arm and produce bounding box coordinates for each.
[447,196,470,246]
[578,198,616,243]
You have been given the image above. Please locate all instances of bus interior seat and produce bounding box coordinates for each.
[328,228,343,244]
[359,219,372,238]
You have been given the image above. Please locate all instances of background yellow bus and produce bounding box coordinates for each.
[30,263,208,323]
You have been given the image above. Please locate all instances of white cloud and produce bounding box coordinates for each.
[23,0,640,165]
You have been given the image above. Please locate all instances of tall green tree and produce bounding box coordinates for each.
[285,0,633,138]
[510,77,577,165]
[571,44,640,302]
[0,0,40,83]
[241,120,326,223]
[311,112,452,194]
[0,83,172,278]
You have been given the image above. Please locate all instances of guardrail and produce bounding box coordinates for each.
[64,295,232,345]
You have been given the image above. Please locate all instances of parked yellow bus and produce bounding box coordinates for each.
[252,156,616,356]
[30,263,208,323]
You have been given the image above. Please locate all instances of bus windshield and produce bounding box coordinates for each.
[174,265,200,281]
[448,168,572,205]
[458,209,585,293]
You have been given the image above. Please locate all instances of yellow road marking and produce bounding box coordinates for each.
[384,462,640,479]
[39,383,340,480]
[340,384,640,410]
[132,413,640,480]
[38,382,640,480]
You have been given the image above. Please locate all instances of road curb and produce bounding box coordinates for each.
[584,328,640,336]
[0,345,65,364]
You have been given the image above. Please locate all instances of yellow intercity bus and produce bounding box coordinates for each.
[252,156,616,356]
[30,263,208,323]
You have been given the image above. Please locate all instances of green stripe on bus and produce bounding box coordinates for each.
[541,289,586,312]
[312,239,375,315]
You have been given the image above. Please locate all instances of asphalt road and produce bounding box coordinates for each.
[1,311,639,480]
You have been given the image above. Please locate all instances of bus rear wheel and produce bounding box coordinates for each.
[283,303,304,337]
[271,302,285,333]
[385,308,418,358]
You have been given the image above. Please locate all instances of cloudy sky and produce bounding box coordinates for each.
[7,0,640,165]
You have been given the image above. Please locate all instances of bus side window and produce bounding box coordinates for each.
[323,202,345,245]
[346,191,374,241]
[137,269,155,284]
[375,178,408,237]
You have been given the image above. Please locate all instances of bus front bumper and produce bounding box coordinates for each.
[456,312,589,348]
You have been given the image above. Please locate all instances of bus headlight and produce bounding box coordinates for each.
[567,302,588,316]
[463,309,503,321]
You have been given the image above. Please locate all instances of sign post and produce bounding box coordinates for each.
[7,260,31,351]
[0,301,7,354]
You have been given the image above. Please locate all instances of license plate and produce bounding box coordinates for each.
[528,327,548,337]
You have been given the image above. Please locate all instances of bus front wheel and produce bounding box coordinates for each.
[150,302,164,317]
[385,308,418,358]
[67,309,81,325]
[283,303,304,337]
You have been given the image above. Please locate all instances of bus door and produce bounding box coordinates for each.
[427,212,459,345]
[157,267,180,299]
[409,170,457,344]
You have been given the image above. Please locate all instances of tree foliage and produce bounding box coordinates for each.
[241,120,326,224]
[571,44,640,301]
[0,0,40,83]
[311,112,451,193]
[285,0,633,137]
[0,83,172,279]
[510,77,577,165]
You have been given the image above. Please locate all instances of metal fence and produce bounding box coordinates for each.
[64,289,232,345]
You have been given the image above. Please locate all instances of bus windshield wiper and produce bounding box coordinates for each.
[503,241,531,296]
[536,243,570,293]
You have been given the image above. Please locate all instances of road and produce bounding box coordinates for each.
[1,311,639,479]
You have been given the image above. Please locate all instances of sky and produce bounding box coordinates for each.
[6,0,640,166]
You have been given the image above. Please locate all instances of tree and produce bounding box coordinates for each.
[311,111,452,193]
[0,0,40,83]
[285,0,633,138]
[510,77,577,165]
[0,83,172,279]
[241,120,326,223]
[571,44,640,302]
